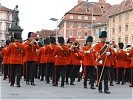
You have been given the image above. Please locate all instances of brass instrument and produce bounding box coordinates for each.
[72,41,79,48]
[35,37,40,43]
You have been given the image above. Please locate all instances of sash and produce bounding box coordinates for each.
[58,45,67,55]
[99,43,108,56]
[13,43,23,53]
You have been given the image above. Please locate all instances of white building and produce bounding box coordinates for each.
[0,3,12,46]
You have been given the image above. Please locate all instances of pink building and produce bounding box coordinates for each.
[58,0,112,47]
[0,3,12,46]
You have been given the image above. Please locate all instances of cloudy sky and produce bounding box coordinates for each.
[1,0,122,39]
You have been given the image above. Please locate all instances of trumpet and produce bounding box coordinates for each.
[34,37,41,43]
[72,41,79,48]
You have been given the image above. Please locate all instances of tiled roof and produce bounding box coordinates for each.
[1,6,12,11]
[109,0,133,17]
[38,29,56,38]
[94,5,118,25]
[66,1,112,16]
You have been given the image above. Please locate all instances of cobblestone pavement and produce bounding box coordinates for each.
[0,76,132,100]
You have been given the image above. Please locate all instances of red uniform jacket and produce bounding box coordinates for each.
[38,46,47,64]
[94,42,112,67]
[45,44,56,63]
[7,41,25,64]
[1,46,8,64]
[53,45,68,66]
[71,48,82,66]
[65,46,72,65]
[82,46,96,66]
[115,49,127,68]
[25,41,39,62]
[129,47,133,67]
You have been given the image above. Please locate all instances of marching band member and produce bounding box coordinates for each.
[115,43,127,85]
[94,31,112,94]
[7,33,25,87]
[53,37,68,87]
[38,37,50,81]
[24,32,39,86]
[45,37,56,84]
[65,38,73,84]
[82,36,96,89]
[1,40,10,80]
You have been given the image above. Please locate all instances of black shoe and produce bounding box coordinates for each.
[61,85,64,88]
[129,85,133,87]
[90,87,96,89]
[104,90,111,94]
[10,84,14,87]
[40,79,44,81]
[70,82,75,85]
[99,90,103,93]
[46,81,49,84]
[116,82,120,84]
[66,82,69,85]
[31,83,35,86]
[110,83,114,86]
[17,84,21,87]
[121,83,124,85]
[53,84,58,87]
[84,85,87,88]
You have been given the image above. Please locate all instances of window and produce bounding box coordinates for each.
[131,35,133,42]
[119,26,121,33]
[84,16,88,20]
[84,32,88,37]
[77,30,82,37]
[69,30,73,37]
[77,23,82,28]
[119,14,121,21]
[84,23,89,28]
[125,35,128,44]
[113,17,115,23]
[99,28,101,33]
[118,37,121,43]
[70,15,73,19]
[125,12,129,19]
[112,28,115,34]
[125,24,128,31]
[78,15,82,20]
[69,22,73,27]
[105,27,107,31]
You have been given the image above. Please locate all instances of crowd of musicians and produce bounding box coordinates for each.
[1,31,133,94]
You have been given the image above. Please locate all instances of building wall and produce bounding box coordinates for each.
[109,9,133,47]
[0,10,12,46]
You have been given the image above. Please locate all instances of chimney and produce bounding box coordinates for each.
[99,0,106,3]
[78,0,83,4]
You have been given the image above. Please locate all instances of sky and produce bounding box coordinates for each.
[1,0,122,39]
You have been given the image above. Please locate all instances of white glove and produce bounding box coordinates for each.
[106,52,111,56]
[99,60,103,64]
[86,50,90,54]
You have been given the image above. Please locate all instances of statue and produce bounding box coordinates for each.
[11,5,20,28]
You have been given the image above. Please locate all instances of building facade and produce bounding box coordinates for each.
[58,0,112,47]
[0,3,12,46]
[109,0,133,46]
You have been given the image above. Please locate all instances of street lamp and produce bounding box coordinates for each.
[50,18,58,42]
[86,2,95,36]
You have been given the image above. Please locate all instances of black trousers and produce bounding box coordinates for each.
[98,66,109,91]
[3,64,8,79]
[117,68,124,83]
[125,68,131,82]
[109,66,114,84]
[84,66,95,87]
[65,65,72,83]
[10,64,21,85]
[26,61,36,83]
[46,62,54,83]
[130,68,133,86]
[39,63,46,80]
[74,65,81,80]
[54,66,66,86]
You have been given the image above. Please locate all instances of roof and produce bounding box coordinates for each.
[109,0,133,17]
[38,29,56,38]
[66,1,112,16]
[0,5,12,11]
[94,5,118,25]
